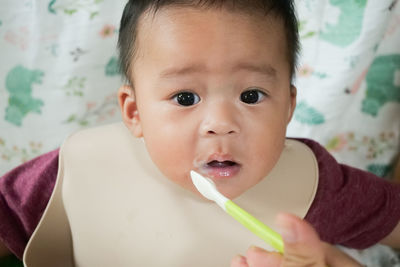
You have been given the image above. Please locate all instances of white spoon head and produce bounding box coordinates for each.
[190,170,218,201]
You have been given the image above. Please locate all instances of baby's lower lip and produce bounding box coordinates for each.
[202,164,241,179]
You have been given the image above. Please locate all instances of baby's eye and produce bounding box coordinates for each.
[172,92,200,106]
[240,89,266,104]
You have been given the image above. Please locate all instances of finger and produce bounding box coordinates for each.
[246,246,282,267]
[231,254,249,267]
[276,213,325,267]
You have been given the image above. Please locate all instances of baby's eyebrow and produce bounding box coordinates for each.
[159,62,277,78]
[232,62,277,78]
[160,64,205,78]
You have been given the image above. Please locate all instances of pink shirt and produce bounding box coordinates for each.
[0,139,399,259]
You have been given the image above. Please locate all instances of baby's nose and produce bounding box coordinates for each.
[200,103,240,136]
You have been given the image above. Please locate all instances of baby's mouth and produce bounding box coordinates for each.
[207,160,237,168]
[203,160,241,179]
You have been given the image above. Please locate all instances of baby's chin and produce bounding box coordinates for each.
[210,179,253,200]
[217,185,250,200]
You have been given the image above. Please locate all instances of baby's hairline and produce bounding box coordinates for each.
[118,1,299,86]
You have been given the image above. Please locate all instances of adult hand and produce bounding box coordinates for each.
[231,213,362,267]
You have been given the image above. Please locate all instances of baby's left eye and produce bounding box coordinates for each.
[172,91,200,106]
[240,89,266,104]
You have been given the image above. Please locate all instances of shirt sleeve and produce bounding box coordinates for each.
[0,149,59,259]
[300,138,400,249]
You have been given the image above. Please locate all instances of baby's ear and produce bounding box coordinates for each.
[118,85,143,137]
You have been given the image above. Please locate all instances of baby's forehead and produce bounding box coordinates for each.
[137,6,286,55]
[131,6,289,80]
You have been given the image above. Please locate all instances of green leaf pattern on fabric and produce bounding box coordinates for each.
[47,0,104,19]
[4,65,45,126]
[299,20,316,39]
[63,76,87,97]
[48,0,57,14]
[362,54,400,116]
[288,0,400,189]
[320,0,367,47]
[105,56,120,76]
[1,1,125,173]
[294,101,325,125]
[367,164,393,178]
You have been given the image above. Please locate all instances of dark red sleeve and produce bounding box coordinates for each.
[300,138,400,249]
[0,149,59,259]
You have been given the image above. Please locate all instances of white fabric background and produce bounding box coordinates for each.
[288,0,400,179]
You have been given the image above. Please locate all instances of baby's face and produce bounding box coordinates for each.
[120,7,296,199]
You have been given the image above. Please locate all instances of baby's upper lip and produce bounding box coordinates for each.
[206,153,239,165]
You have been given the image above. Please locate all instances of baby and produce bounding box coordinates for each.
[1,0,400,266]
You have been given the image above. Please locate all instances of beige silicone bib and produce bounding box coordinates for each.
[23,122,318,267]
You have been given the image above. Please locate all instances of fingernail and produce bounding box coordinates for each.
[278,221,297,244]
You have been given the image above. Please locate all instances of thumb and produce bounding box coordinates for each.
[276,213,325,267]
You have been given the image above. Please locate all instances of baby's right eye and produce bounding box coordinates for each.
[172,92,200,106]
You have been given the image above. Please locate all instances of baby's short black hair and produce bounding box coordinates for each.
[118,0,299,84]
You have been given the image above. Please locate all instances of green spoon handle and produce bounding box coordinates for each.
[225,200,284,253]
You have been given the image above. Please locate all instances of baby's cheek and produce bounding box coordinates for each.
[146,135,192,177]
[251,139,284,171]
